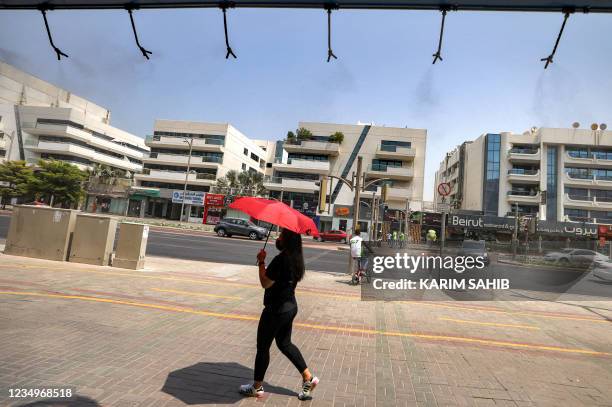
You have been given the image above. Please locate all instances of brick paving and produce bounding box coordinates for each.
[0,252,611,407]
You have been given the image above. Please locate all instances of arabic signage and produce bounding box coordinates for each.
[537,220,597,237]
[448,214,598,237]
[171,190,205,206]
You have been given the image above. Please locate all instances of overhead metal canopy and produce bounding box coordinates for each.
[1,0,612,12]
[2,1,609,67]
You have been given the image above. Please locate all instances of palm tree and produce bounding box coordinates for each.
[214,170,265,196]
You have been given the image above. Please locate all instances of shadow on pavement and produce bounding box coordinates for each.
[162,361,296,404]
[17,395,99,406]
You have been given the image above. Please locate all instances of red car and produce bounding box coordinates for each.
[318,230,348,243]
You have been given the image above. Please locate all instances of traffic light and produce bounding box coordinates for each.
[382,184,389,203]
[318,177,328,212]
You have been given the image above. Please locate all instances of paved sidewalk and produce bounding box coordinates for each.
[0,252,611,406]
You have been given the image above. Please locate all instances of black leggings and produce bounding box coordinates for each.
[254,306,307,382]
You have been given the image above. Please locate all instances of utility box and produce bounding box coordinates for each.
[69,214,118,266]
[4,205,77,261]
[113,222,149,270]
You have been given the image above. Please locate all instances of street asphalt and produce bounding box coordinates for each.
[0,213,348,273]
[1,213,611,298]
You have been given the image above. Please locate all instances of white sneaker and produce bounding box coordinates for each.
[298,376,319,400]
[239,383,264,397]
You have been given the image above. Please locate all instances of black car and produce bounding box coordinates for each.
[214,217,268,240]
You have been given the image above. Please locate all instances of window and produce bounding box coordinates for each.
[242,163,246,171]
[288,153,328,162]
[380,140,412,152]
[547,146,558,220]
[244,148,248,156]
[250,152,259,162]
[372,159,402,171]
[483,134,500,215]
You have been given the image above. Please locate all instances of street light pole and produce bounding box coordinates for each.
[180,136,194,223]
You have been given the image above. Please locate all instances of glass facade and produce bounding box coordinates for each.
[483,134,500,215]
[546,146,558,220]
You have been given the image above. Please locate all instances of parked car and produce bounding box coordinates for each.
[544,249,608,266]
[318,230,348,243]
[459,239,490,265]
[591,259,612,281]
[214,218,268,240]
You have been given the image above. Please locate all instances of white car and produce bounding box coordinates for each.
[591,260,612,282]
[544,249,609,266]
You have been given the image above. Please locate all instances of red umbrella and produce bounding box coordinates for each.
[229,197,319,249]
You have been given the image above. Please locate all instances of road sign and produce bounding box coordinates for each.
[172,190,205,206]
[437,182,452,197]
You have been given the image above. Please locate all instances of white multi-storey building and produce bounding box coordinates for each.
[1,61,147,170]
[435,125,612,224]
[134,120,268,220]
[265,122,427,233]
[1,60,148,213]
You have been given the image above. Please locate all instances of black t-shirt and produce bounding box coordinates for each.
[264,251,298,313]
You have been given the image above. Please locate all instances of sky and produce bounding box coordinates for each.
[1,7,611,200]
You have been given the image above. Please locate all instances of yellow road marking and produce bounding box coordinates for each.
[0,290,609,357]
[438,317,540,330]
[1,263,609,324]
[399,301,609,324]
[151,288,241,300]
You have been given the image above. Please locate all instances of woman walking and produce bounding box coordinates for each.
[239,228,319,400]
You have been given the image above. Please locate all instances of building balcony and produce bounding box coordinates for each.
[282,140,340,156]
[564,152,612,168]
[145,135,224,153]
[144,152,222,169]
[387,186,412,201]
[272,158,330,175]
[263,176,319,193]
[507,169,540,184]
[564,172,612,190]
[365,164,413,181]
[506,190,540,204]
[564,194,612,210]
[135,169,215,186]
[22,121,146,160]
[375,145,416,161]
[0,136,6,150]
[26,140,141,172]
[508,148,541,163]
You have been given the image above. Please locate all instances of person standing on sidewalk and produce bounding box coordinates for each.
[240,228,319,400]
[399,231,406,248]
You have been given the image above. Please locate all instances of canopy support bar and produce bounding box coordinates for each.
[221,4,237,59]
[127,7,153,59]
[432,7,448,64]
[540,9,573,69]
[326,6,338,62]
[39,7,68,60]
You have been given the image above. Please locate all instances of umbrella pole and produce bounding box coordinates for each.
[262,225,273,251]
[256,225,273,266]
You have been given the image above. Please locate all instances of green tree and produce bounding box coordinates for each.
[286,131,297,144]
[296,127,313,142]
[213,170,265,196]
[329,131,344,144]
[32,160,87,208]
[0,161,35,208]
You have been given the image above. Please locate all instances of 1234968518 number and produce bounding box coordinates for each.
[9,388,73,399]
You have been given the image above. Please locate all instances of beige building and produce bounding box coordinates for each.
[265,121,427,233]
[435,126,612,224]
